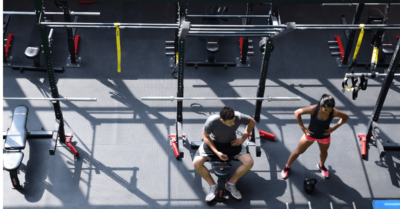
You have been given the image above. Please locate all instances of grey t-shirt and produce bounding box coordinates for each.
[203,111,252,143]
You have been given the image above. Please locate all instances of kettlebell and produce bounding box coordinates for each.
[303,178,318,194]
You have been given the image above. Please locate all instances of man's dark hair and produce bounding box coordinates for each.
[319,94,335,108]
[220,106,235,121]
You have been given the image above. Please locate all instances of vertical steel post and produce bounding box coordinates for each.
[382,3,390,24]
[342,3,364,64]
[365,38,400,158]
[250,37,273,155]
[379,3,390,51]
[33,0,66,143]
[253,1,278,123]
[174,2,179,65]
[174,0,187,159]
[60,1,77,64]
[240,3,253,64]
[270,0,280,21]
[177,1,186,123]
[254,38,273,123]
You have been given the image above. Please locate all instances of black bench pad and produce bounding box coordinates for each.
[5,106,28,150]
[206,37,219,52]
[368,7,384,20]
[382,30,394,55]
[212,161,232,176]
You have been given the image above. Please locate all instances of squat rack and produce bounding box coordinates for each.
[31,0,400,160]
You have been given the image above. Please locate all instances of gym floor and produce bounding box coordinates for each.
[3,1,400,209]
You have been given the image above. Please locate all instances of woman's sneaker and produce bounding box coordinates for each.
[281,165,290,179]
[317,163,329,179]
[205,184,217,202]
[225,182,242,200]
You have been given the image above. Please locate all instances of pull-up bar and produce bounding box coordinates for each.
[187,15,271,18]
[40,22,180,29]
[39,21,400,30]
[3,97,97,101]
[345,73,400,78]
[40,22,179,27]
[3,11,100,16]
[191,24,287,28]
[141,96,301,101]
[322,3,400,6]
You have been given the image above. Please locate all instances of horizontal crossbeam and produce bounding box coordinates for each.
[4,11,100,16]
[141,96,301,101]
[187,15,270,18]
[322,3,400,6]
[40,21,400,31]
[3,97,97,101]
[38,0,399,3]
[345,73,400,78]
[41,22,179,27]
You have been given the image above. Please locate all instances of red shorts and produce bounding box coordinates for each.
[304,134,331,144]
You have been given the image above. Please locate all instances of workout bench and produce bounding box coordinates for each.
[3,106,28,189]
[3,105,78,189]
[11,15,64,72]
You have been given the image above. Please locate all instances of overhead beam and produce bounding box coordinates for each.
[39,0,399,3]
[3,11,100,16]
[141,96,301,101]
[3,97,97,101]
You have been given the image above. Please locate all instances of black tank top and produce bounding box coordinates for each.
[308,103,334,139]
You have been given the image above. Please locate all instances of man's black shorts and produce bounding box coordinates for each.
[194,141,249,161]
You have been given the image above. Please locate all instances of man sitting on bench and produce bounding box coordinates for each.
[192,106,255,202]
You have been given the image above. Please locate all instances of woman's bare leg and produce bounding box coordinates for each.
[317,141,330,167]
[286,136,314,167]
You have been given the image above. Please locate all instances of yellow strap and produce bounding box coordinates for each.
[175,52,179,64]
[372,47,379,63]
[343,77,349,91]
[343,77,354,91]
[352,24,365,61]
[114,23,121,73]
[345,82,354,91]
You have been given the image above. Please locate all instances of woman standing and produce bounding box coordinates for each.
[281,94,349,179]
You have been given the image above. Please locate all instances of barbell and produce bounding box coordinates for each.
[141,96,301,101]
[3,97,97,101]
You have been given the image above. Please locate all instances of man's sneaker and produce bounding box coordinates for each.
[205,184,217,202]
[225,182,242,200]
[317,163,329,179]
[281,165,290,179]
